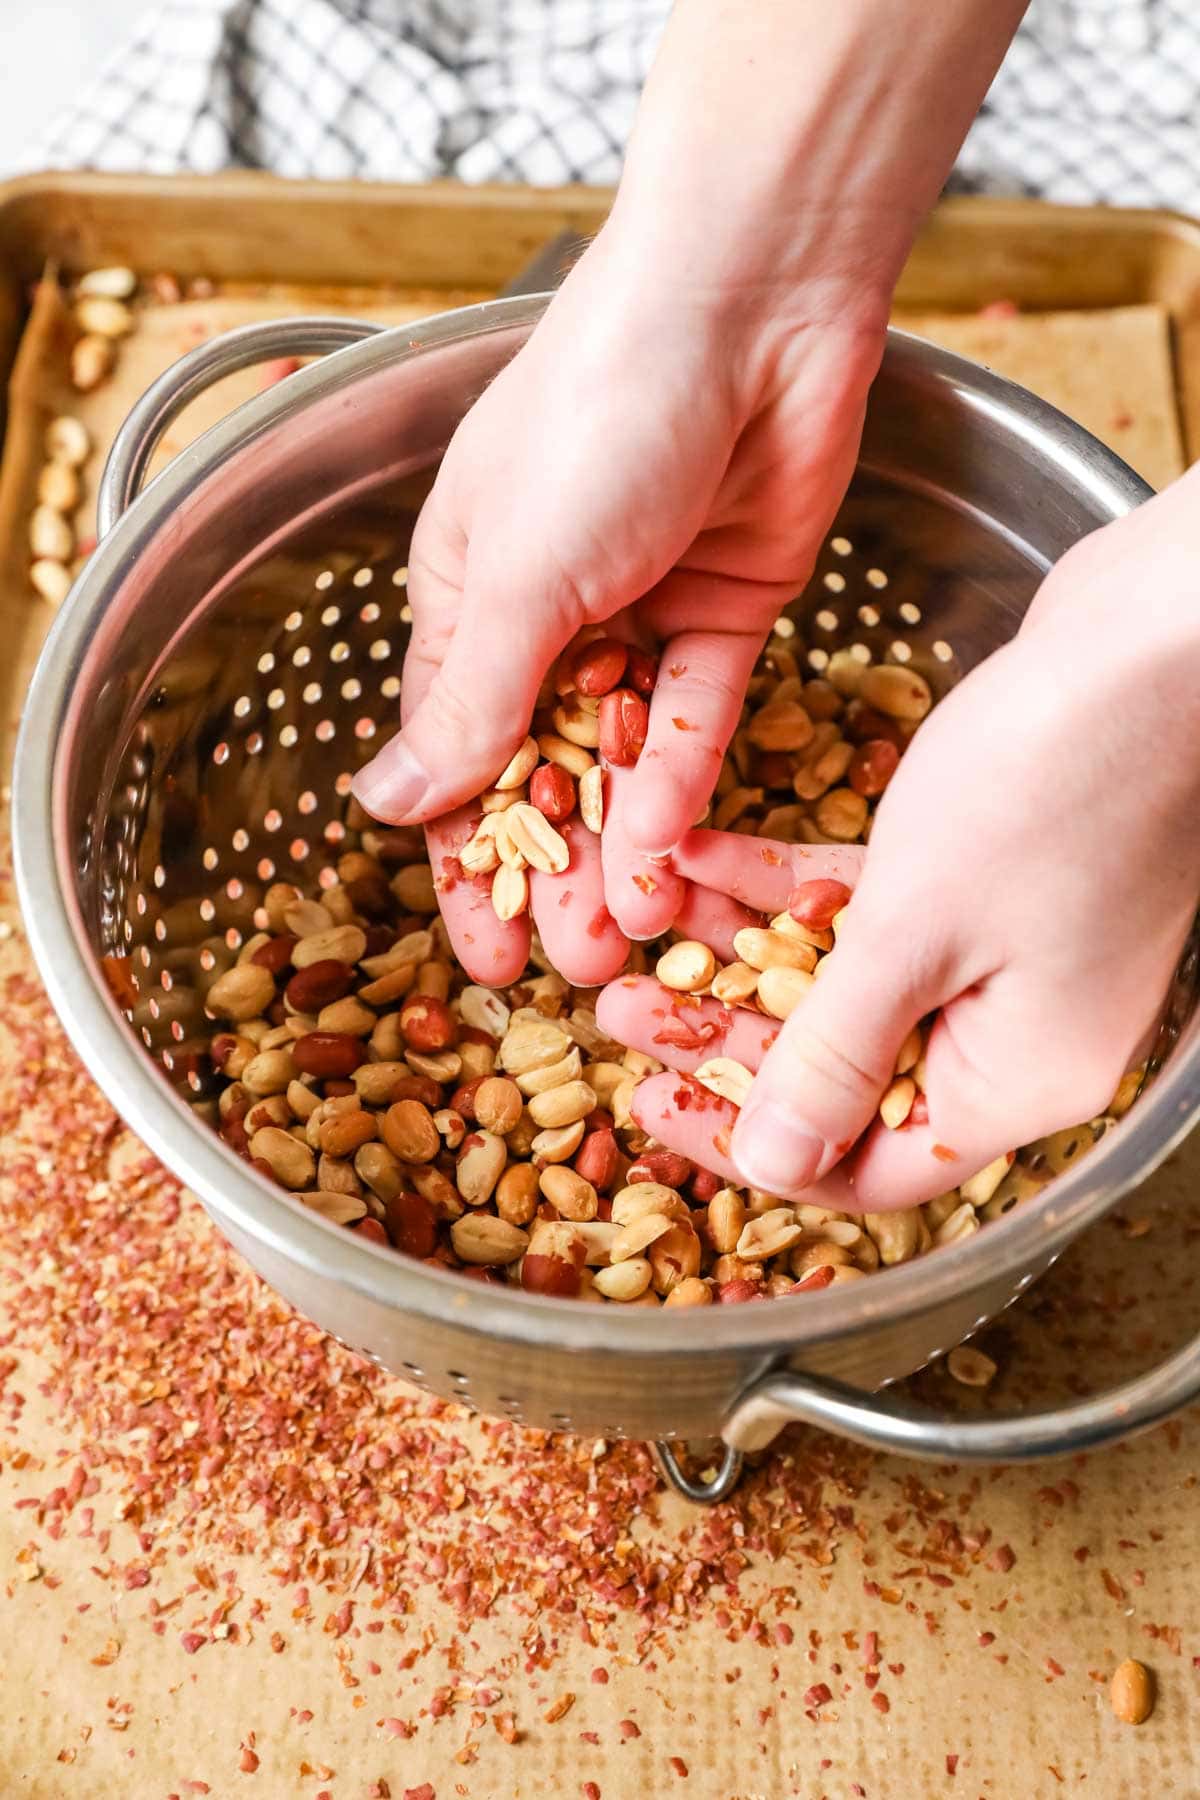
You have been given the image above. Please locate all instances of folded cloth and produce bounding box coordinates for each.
[22,0,1200,206]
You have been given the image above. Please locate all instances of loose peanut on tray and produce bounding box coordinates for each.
[180,590,1148,1312]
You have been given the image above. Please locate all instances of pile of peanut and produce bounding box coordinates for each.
[198,626,1139,1306]
[459,634,656,920]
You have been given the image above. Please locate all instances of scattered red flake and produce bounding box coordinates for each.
[239,1746,260,1772]
[759,847,782,866]
[871,1692,890,1713]
[583,1786,601,1800]
[180,1632,207,1654]
[932,1143,958,1163]
[989,1545,1016,1574]
[671,718,698,732]
[618,1719,640,1740]
[543,1692,575,1723]
[668,1757,688,1778]
[403,1787,435,1800]
[1102,1568,1125,1601]
[591,1667,609,1684]
[946,1754,959,1776]
[587,907,613,938]
[804,1684,833,1708]
[1045,1658,1065,1678]
[652,1012,724,1052]
[632,873,657,896]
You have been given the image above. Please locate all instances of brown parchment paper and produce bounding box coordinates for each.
[0,286,1197,1800]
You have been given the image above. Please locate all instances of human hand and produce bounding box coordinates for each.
[352,230,881,984]
[598,489,1200,1211]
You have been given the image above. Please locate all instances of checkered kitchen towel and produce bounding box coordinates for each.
[24,0,1200,207]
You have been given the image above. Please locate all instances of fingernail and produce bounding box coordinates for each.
[732,1102,826,1194]
[351,740,430,822]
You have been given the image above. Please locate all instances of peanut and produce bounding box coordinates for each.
[756,964,814,1019]
[505,802,570,874]
[656,940,717,993]
[71,333,115,391]
[250,1126,316,1190]
[859,663,933,721]
[207,963,276,1022]
[1110,1660,1154,1725]
[597,688,649,766]
[456,1130,508,1204]
[291,925,366,969]
[733,928,817,974]
[491,863,529,920]
[879,1076,916,1130]
[45,415,91,466]
[451,1213,529,1265]
[30,559,72,605]
[572,637,628,697]
[593,1258,653,1301]
[494,734,539,790]
[527,1079,597,1130]
[539,1165,599,1222]
[711,961,760,1006]
[746,700,814,752]
[694,1058,754,1107]
[578,764,605,832]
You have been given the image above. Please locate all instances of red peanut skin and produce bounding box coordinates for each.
[848,738,900,798]
[285,958,354,1011]
[571,637,628,698]
[252,934,299,974]
[530,762,577,823]
[787,878,853,929]
[626,1149,693,1188]
[598,688,649,766]
[624,648,659,696]
[574,1128,620,1191]
[291,1032,363,1078]
[399,995,457,1051]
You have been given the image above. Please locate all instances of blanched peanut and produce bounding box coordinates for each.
[733,928,817,974]
[756,964,814,1019]
[711,962,759,1006]
[538,1165,599,1222]
[456,1130,508,1203]
[656,940,717,993]
[491,863,528,920]
[250,1126,316,1190]
[664,1276,712,1307]
[694,1057,754,1108]
[736,1209,804,1260]
[207,963,276,1022]
[879,1076,916,1129]
[594,1257,653,1301]
[706,1188,746,1254]
[527,1079,597,1130]
[474,1076,524,1134]
[451,1213,529,1265]
[814,787,869,841]
[864,1208,922,1266]
[494,734,539,790]
[495,1163,540,1226]
[859,663,932,721]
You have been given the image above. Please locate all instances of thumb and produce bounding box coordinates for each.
[352,588,572,824]
[731,935,936,1198]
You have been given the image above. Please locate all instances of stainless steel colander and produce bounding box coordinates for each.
[14,296,1200,1504]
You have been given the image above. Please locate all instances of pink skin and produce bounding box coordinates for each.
[349,228,879,953]
[602,492,1200,1210]
[348,0,1029,975]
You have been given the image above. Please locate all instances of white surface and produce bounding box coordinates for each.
[0,0,149,174]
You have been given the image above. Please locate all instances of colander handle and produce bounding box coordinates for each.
[96,317,382,538]
[721,1331,1200,1463]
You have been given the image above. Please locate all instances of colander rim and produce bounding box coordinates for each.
[13,293,1197,1364]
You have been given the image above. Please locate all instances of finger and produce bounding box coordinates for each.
[353,590,574,825]
[426,808,531,986]
[597,975,778,1074]
[528,816,629,987]
[619,623,767,856]
[669,830,866,916]
[600,766,688,939]
[631,1072,743,1187]
[671,880,760,962]
[731,928,944,1197]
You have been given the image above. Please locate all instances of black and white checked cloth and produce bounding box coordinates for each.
[23,0,1200,206]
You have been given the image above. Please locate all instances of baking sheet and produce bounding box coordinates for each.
[0,277,1198,1799]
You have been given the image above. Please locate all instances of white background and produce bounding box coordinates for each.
[0,0,149,173]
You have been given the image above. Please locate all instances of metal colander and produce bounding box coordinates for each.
[14,299,1200,1504]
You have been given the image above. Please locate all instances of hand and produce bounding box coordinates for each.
[353,230,881,983]
[598,487,1200,1211]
